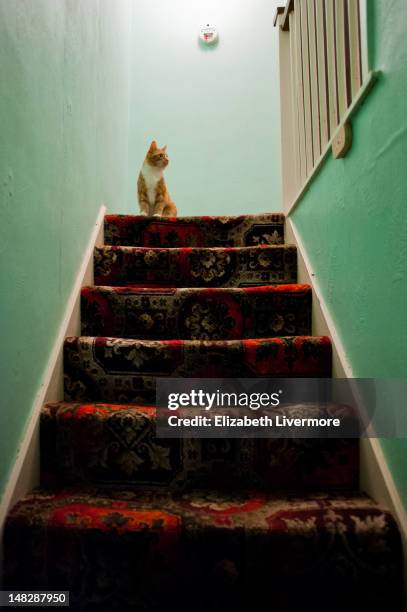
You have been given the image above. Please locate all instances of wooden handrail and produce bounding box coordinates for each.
[273,1,293,31]
[273,6,285,28]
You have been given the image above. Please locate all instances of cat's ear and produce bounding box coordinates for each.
[149,140,158,152]
[162,145,167,152]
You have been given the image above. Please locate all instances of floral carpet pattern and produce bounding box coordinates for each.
[63,335,332,404]
[4,213,402,611]
[41,402,359,490]
[94,245,297,287]
[104,213,285,247]
[81,284,312,340]
[5,489,402,612]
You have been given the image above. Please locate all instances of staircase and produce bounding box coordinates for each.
[4,213,402,611]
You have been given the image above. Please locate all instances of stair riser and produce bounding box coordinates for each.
[64,336,332,404]
[41,402,358,490]
[94,245,297,287]
[81,285,312,340]
[104,213,285,247]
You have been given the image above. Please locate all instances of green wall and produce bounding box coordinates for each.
[128,0,282,216]
[291,0,407,510]
[0,0,134,498]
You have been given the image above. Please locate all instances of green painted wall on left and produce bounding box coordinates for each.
[0,0,134,498]
[0,0,283,503]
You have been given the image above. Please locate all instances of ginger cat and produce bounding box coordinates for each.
[137,141,177,217]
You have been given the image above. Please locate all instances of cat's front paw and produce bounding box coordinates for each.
[153,213,162,217]
[139,212,148,216]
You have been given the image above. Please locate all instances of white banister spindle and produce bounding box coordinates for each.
[294,0,307,184]
[335,0,349,116]
[315,0,330,148]
[299,0,314,174]
[325,0,340,135]
[289,11,301,192]
[307,0,321,160]
[348,0,363,98]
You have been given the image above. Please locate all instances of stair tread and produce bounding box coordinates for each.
[104,213,285,247]
[6,486,394,533]
[97,244,294,251]
[65,333,330,342]
[94,244,297,287]
[81,283,312,339]
[46,398,357,410]
[106,213,285,221]
[83,282,311,292]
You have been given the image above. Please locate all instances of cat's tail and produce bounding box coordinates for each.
[163,201,178,217]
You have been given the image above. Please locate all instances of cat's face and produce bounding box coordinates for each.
[146,141,169,169]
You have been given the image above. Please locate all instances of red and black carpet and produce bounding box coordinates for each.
[3,213,402,611]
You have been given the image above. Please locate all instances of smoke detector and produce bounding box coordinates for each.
[199,24,219,46]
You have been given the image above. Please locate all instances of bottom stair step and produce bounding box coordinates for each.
[4,488,402,612]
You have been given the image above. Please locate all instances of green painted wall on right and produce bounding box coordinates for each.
[291,1,407,510]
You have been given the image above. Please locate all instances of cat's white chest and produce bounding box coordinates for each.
[142,164,162,205]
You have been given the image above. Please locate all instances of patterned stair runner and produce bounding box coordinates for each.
[104,213,285,246]
[81,284,312,339]
[40,401,359,490]
[94,245,297,287]
[4,213,402,612]
[5,489,401,612]
[63,335,332,404]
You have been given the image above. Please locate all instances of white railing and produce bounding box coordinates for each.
[275,0,375,213]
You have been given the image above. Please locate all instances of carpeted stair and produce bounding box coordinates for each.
[3,213,403,611]
[93,244,297,287]
[81,284,312,339]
